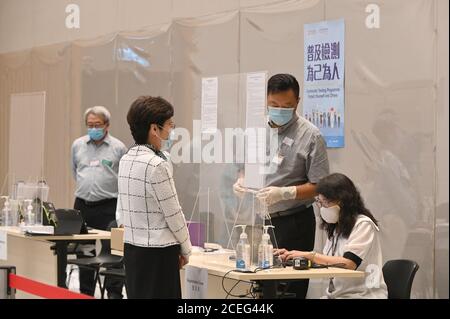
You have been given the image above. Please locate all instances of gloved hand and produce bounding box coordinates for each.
[233,177,247,199]
[256,186,297,206]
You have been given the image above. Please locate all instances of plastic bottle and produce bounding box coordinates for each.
[234,225,251,272]
[1,196,11,226]
[258,225,274,269]
[24,199,34,226]
[9,199,19,226]
[266,227,274,267]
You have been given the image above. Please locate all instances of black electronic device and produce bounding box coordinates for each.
[43,208,88,235]
[293,257,311,270]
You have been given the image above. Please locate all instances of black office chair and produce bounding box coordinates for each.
[98,267,126,299]
[67,221,122,298]
[66,242,93,287]
[382,259,419,299]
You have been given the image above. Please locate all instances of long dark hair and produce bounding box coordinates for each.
[316,173,378,239]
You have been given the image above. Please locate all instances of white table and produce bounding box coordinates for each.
[111,248,364,298]
[0,226,110,297]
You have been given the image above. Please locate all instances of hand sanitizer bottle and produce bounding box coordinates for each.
[258,225,274,269]
[234,225,251,272]
[24,199,34,226]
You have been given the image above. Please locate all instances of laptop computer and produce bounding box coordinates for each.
[54,208,88,235]
[42,202,89,235]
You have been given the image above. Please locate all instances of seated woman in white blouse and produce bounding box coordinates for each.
[276,173,388,299]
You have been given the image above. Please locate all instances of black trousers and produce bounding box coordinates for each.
[270,205,316,299]
[124,243,181,299]
[74,197,123,298]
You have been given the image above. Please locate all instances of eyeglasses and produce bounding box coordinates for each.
[158,123,176,131]
[314,196,332,208]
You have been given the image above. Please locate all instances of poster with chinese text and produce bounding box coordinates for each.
[303,19,345,148]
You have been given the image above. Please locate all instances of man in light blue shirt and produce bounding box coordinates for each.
[72,110,127,202]
[71,105,127,298]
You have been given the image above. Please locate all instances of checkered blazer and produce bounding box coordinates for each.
[116,145,192,257]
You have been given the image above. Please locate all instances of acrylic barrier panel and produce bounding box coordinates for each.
[171,14,241,251]
[195,73,250,250]
[5,181,48,226]
[182,72,280,268]
[8,92,46,187]
[0,43,75,210]
[170,12,241,222]
[33,44,75,210]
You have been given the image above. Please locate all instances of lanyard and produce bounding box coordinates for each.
[326,234,339,257]
[327,234,340,294]
[130,144,167,161]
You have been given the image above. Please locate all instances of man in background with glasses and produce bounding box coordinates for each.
[71,105,127,298]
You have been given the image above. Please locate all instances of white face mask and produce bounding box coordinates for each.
[320,205,340,224]
[156,127,175,151]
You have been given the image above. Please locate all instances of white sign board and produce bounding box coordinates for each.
[201,77,218,134]
[0,230,7,260]
[245,72,267,128]
[184,265,208,299]
[244,72,267,189]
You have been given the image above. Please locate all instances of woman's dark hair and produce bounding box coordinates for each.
[317,173,378,239]
[127,96,174,144]
[267,74,300,99]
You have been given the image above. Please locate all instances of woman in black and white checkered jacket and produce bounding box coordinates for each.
[116,96,192,299]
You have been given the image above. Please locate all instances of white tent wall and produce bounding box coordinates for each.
[435,0,449,300]
[0,0,285,54]
[0,0,448,298]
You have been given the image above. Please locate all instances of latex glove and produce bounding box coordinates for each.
[233,177,247,199]
[256,186,297,206]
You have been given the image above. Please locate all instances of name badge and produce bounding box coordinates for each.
[102,159,113,168]
[89,160,100,167]
[282,137,294,147]
[271,154,284,165]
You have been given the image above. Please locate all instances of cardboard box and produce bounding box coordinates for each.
[110,227,124,252]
